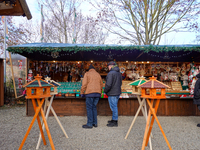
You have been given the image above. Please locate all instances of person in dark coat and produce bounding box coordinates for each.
[104,61,122,127]
[193,73,200,127]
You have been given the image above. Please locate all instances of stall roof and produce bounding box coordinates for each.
[7,43,200,62]
[0,0,32,20]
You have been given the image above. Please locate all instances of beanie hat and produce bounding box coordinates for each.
[89,64,95,70]
[108,61,116,66]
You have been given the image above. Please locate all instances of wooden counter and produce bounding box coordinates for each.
[26,97,200,116]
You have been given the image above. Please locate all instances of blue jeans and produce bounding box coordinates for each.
[86,97,100,126]
[108,96,120,121]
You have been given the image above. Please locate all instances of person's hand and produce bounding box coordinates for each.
[81,94,85,98]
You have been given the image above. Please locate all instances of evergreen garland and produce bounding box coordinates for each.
[7,43,200,54]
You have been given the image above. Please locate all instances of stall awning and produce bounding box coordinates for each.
[7,43,200,62]
[0,0,32,20]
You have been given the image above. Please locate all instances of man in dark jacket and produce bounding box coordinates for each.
[193,73,200,127]
[104,61,122,127]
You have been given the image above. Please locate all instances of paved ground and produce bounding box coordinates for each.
[1,105,200,150]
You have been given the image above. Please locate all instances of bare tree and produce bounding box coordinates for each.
[0,17,27,57]
[37,0,108,44]
[90,0,200,45]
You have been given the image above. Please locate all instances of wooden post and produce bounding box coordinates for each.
[9,52,17,98]
[0,58,4,106]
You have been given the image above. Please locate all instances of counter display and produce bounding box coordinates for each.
[27,60,197,98]
[25,60,200,117]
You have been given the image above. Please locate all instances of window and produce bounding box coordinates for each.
[31,89,36,95]
[43,88,47,95]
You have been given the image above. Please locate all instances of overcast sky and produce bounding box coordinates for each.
[22,1,199,45]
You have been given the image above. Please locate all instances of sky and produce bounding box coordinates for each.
[20,1,199,45]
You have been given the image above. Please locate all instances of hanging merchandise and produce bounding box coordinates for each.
[190,77,197,94]
[132,64,136,69]
[156,64,160,70]
[175,67,181,73]
[18,60,22,69]
[18,78,23,88]
[160,64,164,69]
[181,74,189,86]
[46,62,49,73]
[181,63,186,70]
[36,61,38,71]
[165,66,171,72]
[181,70,186,75]
[127,63,131,69]
[120,67,126,74]
[28,69,33,82]
[140,68,145,76]
[186,63,191,71]
[151,64,155,68]
[59,63,63,72]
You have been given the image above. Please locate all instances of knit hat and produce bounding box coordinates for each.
[108,61,116,66]
[89,64,95,70]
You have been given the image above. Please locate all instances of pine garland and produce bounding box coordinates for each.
[6,43,200,54]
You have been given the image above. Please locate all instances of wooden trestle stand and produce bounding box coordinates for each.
[138,76,172,150]
[19,74,68,150]
[36,77,68,149]
[124,77,153,150]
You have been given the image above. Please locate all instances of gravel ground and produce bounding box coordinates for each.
[1,105,200,150]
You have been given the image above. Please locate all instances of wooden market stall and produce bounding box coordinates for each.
[7,43,200,116]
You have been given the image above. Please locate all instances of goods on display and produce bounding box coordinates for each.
[28,60,200,98]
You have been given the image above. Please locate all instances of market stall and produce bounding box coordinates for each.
[7,43,200,116]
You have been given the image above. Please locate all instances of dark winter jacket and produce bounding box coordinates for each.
[104,65,122,96]
[193,73,200,105]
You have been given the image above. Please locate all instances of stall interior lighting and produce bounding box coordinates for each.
[53,60,55,62]
[91,60,93,63]
[142,61,144,63]
[126,61,128,63]
[147,61,149,63]
[135,62,136,64]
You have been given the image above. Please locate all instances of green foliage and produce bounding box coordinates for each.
[7,44,200,54]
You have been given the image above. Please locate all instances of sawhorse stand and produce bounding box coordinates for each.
[36,95,68,149]
[125,95,152,150]
[142,98,172,150]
